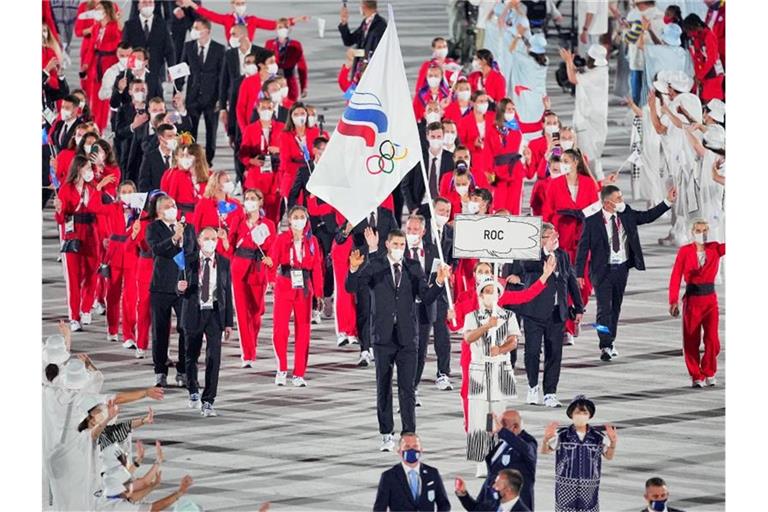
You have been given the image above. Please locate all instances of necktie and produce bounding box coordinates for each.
[198,44,205,66]
[408,469,419,501]
[611,215,620,253]
[363,17,372,40]
[369,211,377,231]
[163,155,170,169]
[393,262,402,288]
[143,19,150,42]
[429,157,439,199]
[201,257,211,303]
[411,248,419,261]
[59,123,66,147]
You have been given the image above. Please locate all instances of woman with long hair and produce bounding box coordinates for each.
[486,97,526,214]
[278,102,318,211]
[457,90,495,184]
[240,96,282,224]
[161,140,210,219]
[86,0,122,130]
[467,49,506,104]
[191,170,245,238]
[43,19,63,94]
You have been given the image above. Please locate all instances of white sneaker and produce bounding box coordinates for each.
[348,336,360,345]
[275,371,287,386]
[380,434,395,452]
[188,393,201,409]
[563,333,574,346]
[415,389,422,407]
[543,394,562,408]
[201,402,218,417]
[69,320,82,332]
[135,349,146,359]
[435,374,453,391]
[241,360,254,368]
[107,334,119,342]
[692,379,705,388]
[475,462,487,478]
[92,302,106,316]
[81,312,92,325]
[527,385,541,405]
[610,345,619,358]
[292,376,307,387]
[705,376,717,387]
[336,333,349,347]
[357,350,373,367]
[122,339,136,349]
[311,310,322,324]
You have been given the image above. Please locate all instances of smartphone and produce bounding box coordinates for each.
[552,131,560,143]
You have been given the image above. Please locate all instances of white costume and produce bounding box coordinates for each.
[573,66,609,180]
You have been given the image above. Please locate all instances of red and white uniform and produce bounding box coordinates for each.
[239,120,283,223]
[194,6,296,41]
[704,2,725,69]
[55,148,77,189]
[669,242,725,381]
[228,216,277,362]
[235,74,263,133]
[269,230,324,378]
[191,196,246,245]
[412,85,449,122]
[160,167,206,218]
[135,217,153,351]
[74,2,97,93]
[443,99,473,125]
[103,199,140,341]
[468,69,506,103]
[278,127,318,199]
[87,20,121,130]
[457,111,495,179]
[689,28,724,102]
[438,173,478,222]
[265,38,308,101]
[486,122,525,214]
[415,58,460,92]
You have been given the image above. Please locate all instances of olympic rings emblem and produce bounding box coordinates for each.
[366,140,409,175]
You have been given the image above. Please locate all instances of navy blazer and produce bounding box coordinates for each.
[458,493,531,512]
[575,201,670,284]
[179,39,226,109]
[178,250,235,334]
[374,462,451,512]
[335,207,398,255]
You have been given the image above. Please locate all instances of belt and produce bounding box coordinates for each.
[278,265,310,280]
[110,234,128,242]
[95,50,116,57]
[234,247,263,260]
[72,213,96,224]
[685,283,715,296]
[139,250,153,259]
[608,262,628,270]
[178,202,195,213]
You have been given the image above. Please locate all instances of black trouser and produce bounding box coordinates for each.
[434,299,452,376]
[189,104,219,165]
[414,319,431,388]
[375,327,417,435]
[229,119,246,185]
[185,307,223,404]
[523,311,565,395]
[150,292,186,376]
[42,144,54,208]
[310,219,335,298]
[356,288,372,352]
[391,187,405,227]
[594,264,630,349]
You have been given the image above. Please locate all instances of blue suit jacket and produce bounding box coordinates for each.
[374,462,451,511]
[475,429,537,510]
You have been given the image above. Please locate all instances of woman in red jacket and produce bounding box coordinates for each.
[185,0,305,41]
[457,91,495,183]
[74,0,99,94]
[683,15,724,102]
[278,103,317,207]
[229,188,277,367]
[55,123,98,187]
[161,142,209,219]
[486,98,526,214]
[54,155,110,331]
[443,79,474,124]
[468,49,506,104]
[528,112,563,215]
[412,64,450,122]
[269,206,324,387]
[240,96,282,224]
[438,162,476,223]
[42,20,63,97]
[86,1,122,131]
[191,170,245,238]
[264,19,308,101]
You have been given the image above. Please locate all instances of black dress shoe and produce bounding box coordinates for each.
[176,373,187,388]
[154,374,168,388]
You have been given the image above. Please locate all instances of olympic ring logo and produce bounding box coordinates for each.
[366,140,409,175]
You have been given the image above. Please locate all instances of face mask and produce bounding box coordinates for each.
[290,218,307,231]
[60,109,73,121]
[132,91,146,103]
[75,135,83,146]
[82,170,94,183]
[545,124,559,134]
[277,28,289,40]
[292,115,307,126]
[140,6,154,18]
[614,201,626,213]
[163,207,177,221]
[118,56,128,68]
[165,138,178,151]
[244,63,258,76]
[482,293,497,309]
[259,109,273,121]
[560,163,572,174]
[401,449,421,464]
[572,413,589,427]
[266,62,279,76]
[466,201,480,214]
[243,199,260,212]
[120,193,132,204]
[133,59,145,71]
[561,140,574,150]
[475,102,488,114]
[222,182,235,195]
[551,240,559,251]
[270,92,283,104]
[504,112,516,122]
[650,499,667,512]
[435,214,449,228]
[201,239,217,253]
[390,248,405,262]
[429,138,443,150]
[307,115,317,128]
[280,86,290,97]
[457,90,471,102]
[433,47,448,59]
[84,144,93,154]
[663,15,674,24]
[455,185,469,196]
[234,4,246,16]
[443,132,456,145]
[229,36,241,48]
[471,59,481,71]
[427,76,441,89]
[425,112,441,124]
[179,157,194,170]
[406,233,421,247]
[693,232,706,244]
[94,10,105,21]
[189,29,202,41]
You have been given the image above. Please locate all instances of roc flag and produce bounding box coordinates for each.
[306,6,422,226]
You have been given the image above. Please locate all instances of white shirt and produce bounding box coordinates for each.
[602,208,627,264]
[292,239,303,263]
[408,243,425,271]
[477,120,486,139]
[498,497,520,512]
[139,13,154,33]
[238,47,249,75]
[697,249,706,267]
[98,61,125,101]
[198,251,217,308]
[388,254,404,287]
[578,0,608,35]
[626,6,664,70]
[196,41,209,63]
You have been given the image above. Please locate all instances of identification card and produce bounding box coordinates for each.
[261,155,272,172]
[65,218,75,234]
[290,269,304,289]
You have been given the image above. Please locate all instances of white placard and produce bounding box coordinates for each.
[453,214,542,261]
[167,63,190,81]
[127,193,148,210]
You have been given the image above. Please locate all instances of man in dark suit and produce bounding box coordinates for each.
[139,123,177,192]
[373,433,451,511]
[575,185,676,361]
[122,0,176,88]
[49,95,83,153]
[346,229,449,451]
[339,1,388,79]
[145,195,193,388]
[178,227,234,418]
[177,18,225,165]
[403,122,455,218]
[643,476,687,512]
[509,222,583,408]
[457,468,531,512]
[335,206,398,366]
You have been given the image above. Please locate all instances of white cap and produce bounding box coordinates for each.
[703,124,725,150]
[529,34,547,55]
[43,335,70,365]
[674,93,703,124]
[706,98,725,123]
[668,70,693,93]
[587,44,608,67]
[475,276,504,296]
[76,393,106,423]
[62,359,89,390]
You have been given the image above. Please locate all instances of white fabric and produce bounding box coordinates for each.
[602,210,628,264]
[47,429,101,511]
[634,106,665,204]
[505,53,547,116]
[98,62,126,101]
[573,66,609,180]
[578,0,608,35]
[626,7,665,70]
[644,45,694,91]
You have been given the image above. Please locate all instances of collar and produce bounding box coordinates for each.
[602,208,617,220]
[198,41,208,50]
[499,497,519,510]
[401,462,420,475]
[239,46,250,56]
[364,13,376,25]
[646,507,667,512]
[139,13,153,22]
[387,254,403,267]
[429,147,442,158]
[199,251,215,262]
[543,247,553,257]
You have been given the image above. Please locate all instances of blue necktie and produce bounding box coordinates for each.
[408,470,419,501]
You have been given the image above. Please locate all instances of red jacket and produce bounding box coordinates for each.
[229,216,277,285]
[56,182,105,257]
[278,127,318,198]
[415,58,460,92]
[88,21,121,83]
[191,196,246,234]
[669,242,725,304]
[486,122,525,213]
[443,100,473,125]
[704,3,725,68]
[269,230,324,297]
[338,63,353,93]
[689,28,724,101]
[194,6,295,41]
[240,120,283,202]
[74,3,96,71]
[236,74,263,133]
[264,38,307,100]
[457,111,495,176]
[439,173,473,222]
[542,174,600,254]
[55,148,76,187]
[103,200,140,269]
[468,69,506,103]
[160,168,206,216]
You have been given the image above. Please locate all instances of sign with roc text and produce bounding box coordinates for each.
[453,215,542,261]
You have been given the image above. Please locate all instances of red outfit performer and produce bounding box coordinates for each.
[704,0,725,70]
[486,114,525,214]
[191,2,299,41]
[190,171,245,238]
[269,208,324,384]
[278,112,317,201]
[160,143,209,219]
[87,17,121,131]
[468,67,506,103]
[74,1,97,94]
[331,231,358,342]
[228,191,277,365]
[457,102,495,183]
[669,230,725,385]
[265,36,308,101]
[239,111,283,224]
[135,212,154,357]
[686,22,724,102]
[235,72,263,134]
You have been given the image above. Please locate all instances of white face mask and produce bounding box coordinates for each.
[614,201,626,213]
[435,214,449,228]
[118,56,129,68]
[60,109,73,121]
[443,132,457,145]
[545,124,559,134]
[389,248,405,262]
[292,115,307,126]
[427,76,442,89]
[229,36,241,49]
[475,102,488,114]
[258,109,273,121]
[179,157,194,170]
[94,10,106,21]
[429,138,443,150]
[163,207,177,221]
[120,193,132,204]
[406,233,421,247]
[82,170,94,183]
[222,182,235,195]
[693,232,706,244]
[482,293,497,309]
[455,184,469,196]
[140,6,154,18]
[560,140,574,150]
[280,86,290,97]
[234,4,247,16]
[84,144,93,154]
[276,28,289,40]
[471,59,481,71]
[270,92,283,104]
[132,91,146,103]
[165,138,178,151]
[457,90,471,102]
[244,63,258,76]
[307,115,317,128]
[133,59,145,71]
[433,47,448,59]
[75,135,83,146]
[425,112,442,124]
[466,201,480,214]
[189,28,201,40]
[267,62,279,76]
[504,112,516,122]
[290,218,307,231]
[243,199,260,213]
[201,239,217,254]
[572,413,589,428]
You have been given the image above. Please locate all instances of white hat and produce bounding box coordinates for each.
[529,34,547,55]
[661,23,683,46]
[587,44,608,67]
[668,71,693,93]
[674,93,703,124]
[706,98,725,123]
[475,276,504,296]
[43,335,70,365]
[173,498,204,512]
[77,393,106,423]
[63,359,89,390]
[703,124,725,150]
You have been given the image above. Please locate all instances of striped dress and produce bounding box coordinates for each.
[463,306,520,462]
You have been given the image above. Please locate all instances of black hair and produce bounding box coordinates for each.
[256,50,276,67]
[76,405,100,433]
[682,14,706,32]
[117,41,132,51]
[45,363,59,383]
[645,477,667,488]
[146,191,168,218]
[62,94,80,107]
[471,188,493,205]
[475,48,494,67]
[387,229,406,241]
[284,102,309,132]
[600,184,621,202]
[498,469,524,494]
[426,121,443,133]
[313,136,329,149]
[156,123,175,137]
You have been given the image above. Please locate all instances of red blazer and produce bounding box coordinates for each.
[42,46,60,90]
[690,28,722,81]
[160,168,206,216]
[240,120,282,201]
[669,242,725,304]
[704,4,726,68]
[55,148,76,187]
[191,196,246,234]
[74,3,96,70]
[264,38,308,100]
[525,135,548,180]
[415,58,459,92]
[457,111,495,176]
[278,128,318,197]
[56,182,105,256]
[95,164,121,200]
[269,230,324,297]
[443,100,473,124]
[236,74,263,133]
[103,200,140,269]
[542,174,600,254]
[338,64,352,93]
[195,6,295,41]
[412,87,449,121]
[229,216,277,285]
[88,21,121,83]
[468,69,506,103]
[438,173,480,221]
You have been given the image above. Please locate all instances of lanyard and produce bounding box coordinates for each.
[295,135,310,166]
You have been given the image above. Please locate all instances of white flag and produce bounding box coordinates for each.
[167,63,191,81]
[306,6,422,226]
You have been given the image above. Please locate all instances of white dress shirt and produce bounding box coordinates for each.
[498,497,520,512]
[602,208,627,264]
[197,41,209,64]
[238,47,249,75]
[139,13,154,33]
[198,251,218,309]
